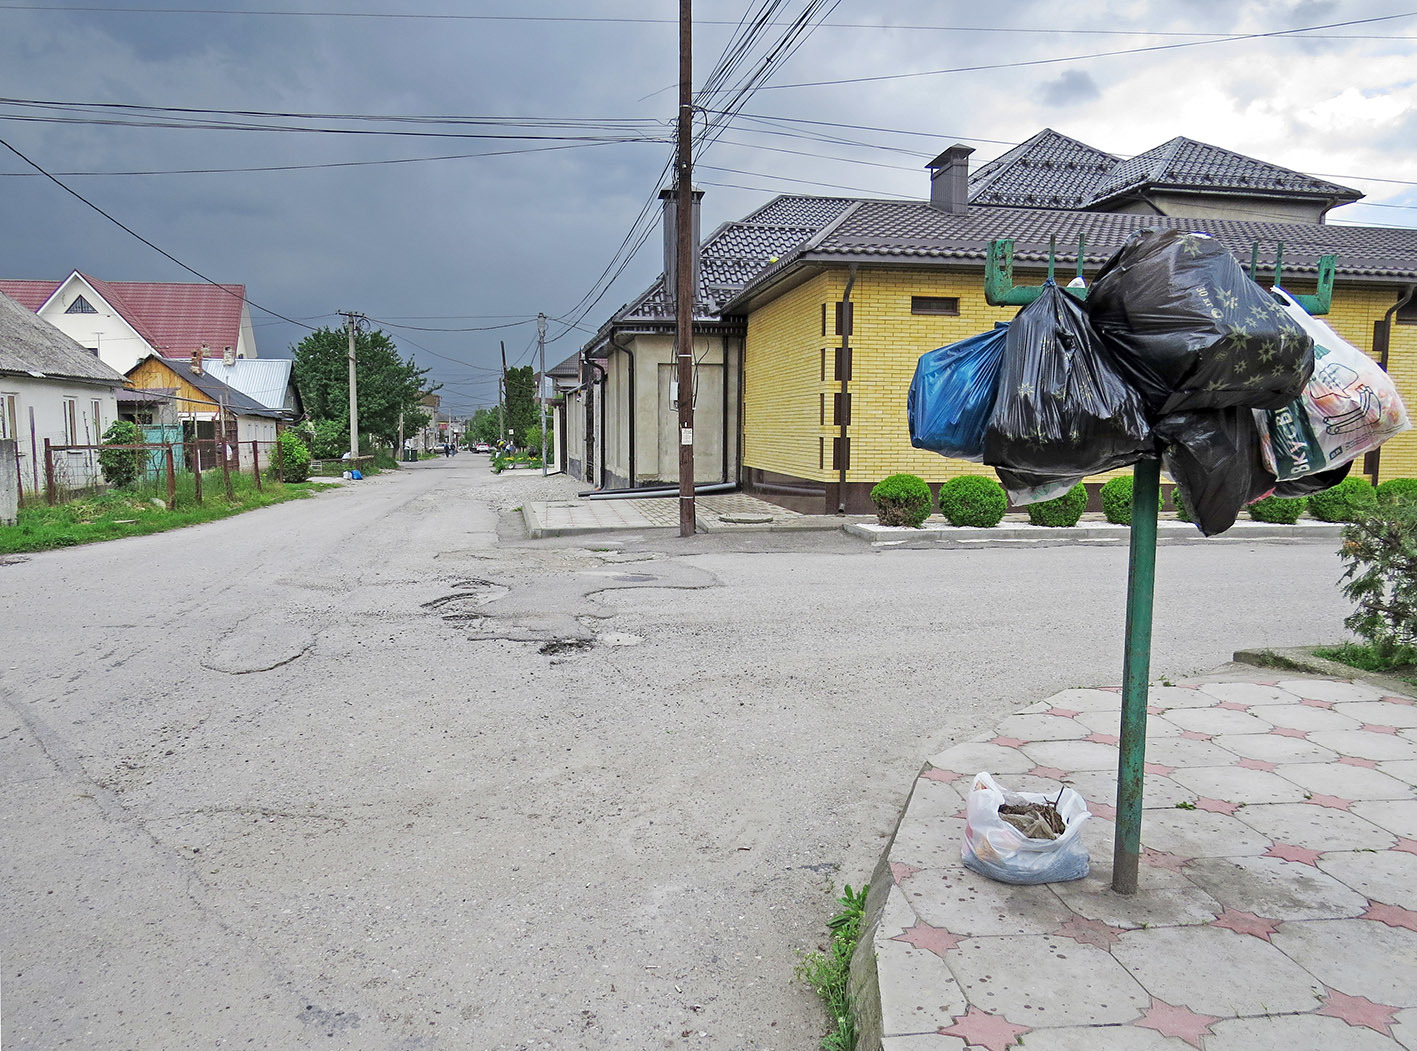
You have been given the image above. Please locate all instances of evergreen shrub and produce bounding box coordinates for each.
[1173,486,1193,522]
[1338,502,1417,663]
[1026,483,1088,527]
[936,476,1007,528]
[1377,477,1417,506]
[1307,476,1378,523]
[1247,495,1306,524]
[869,473,932,528]
[1099,476,1165,526]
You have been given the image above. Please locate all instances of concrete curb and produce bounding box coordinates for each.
[847,519,1343,544]
[1233,644,1417,695]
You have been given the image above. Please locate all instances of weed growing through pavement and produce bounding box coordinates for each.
[796,883,868,1051]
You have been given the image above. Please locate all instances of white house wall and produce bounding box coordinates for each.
[36,276,154,376]
[235,302,259,359]
[0,374,119,493]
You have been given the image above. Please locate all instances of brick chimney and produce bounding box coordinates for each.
[659,186,704,309]
[191,344,207,375]
[927,144,974,213]
[223,345,236,367]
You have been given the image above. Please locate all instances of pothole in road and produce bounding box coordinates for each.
[539,638,594,656]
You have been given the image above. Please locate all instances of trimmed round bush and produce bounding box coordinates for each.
[98,419,143,488]
[1377,477,1417,506]
[1247,495,1307,524]
[273,431,311,483]
[1307,475,1378,523]
[1099,476,1166,526]
[870,473,932,528]
[937,475,1007,528]
[1172,486,1193,523]
[1026,483,1088,527]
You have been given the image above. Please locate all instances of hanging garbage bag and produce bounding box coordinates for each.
[961,772,1091,885]
[908,323,1008,461]
[1085,229,1314,414]
[994,466,1085,507]
[1272,460,1352,498]
[1155,408,1275,536]
[982,281,1152,477]
[1255,288,1410,482]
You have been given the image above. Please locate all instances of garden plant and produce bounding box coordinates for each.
[936,475,1007,527]
[1026,483,1088,527]
[869,473,932,527]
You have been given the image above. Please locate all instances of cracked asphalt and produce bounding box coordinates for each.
[0,455,1357,1050]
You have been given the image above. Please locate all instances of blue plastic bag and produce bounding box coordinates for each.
[907,323,1008,461]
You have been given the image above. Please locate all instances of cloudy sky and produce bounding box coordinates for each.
[2,0,1415,414]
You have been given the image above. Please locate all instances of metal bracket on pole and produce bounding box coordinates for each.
[984,235,1088,307]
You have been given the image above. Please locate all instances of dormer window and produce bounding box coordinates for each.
[65,295,97,314]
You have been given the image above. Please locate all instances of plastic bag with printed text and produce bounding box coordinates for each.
[1256,287,1410,482]
[961,772,1091,885]
[907,323,1008,461]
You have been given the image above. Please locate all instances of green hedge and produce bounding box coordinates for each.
[1377,477,1417,506]
[1247,494,1307,524]
[937,476,1007,527]
[1100,475,1165,526]
[870,473,932,527]
[1307,476,1378,523]
[1026,483,1088,527]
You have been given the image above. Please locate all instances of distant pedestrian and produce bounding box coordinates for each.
[443,443,452,457]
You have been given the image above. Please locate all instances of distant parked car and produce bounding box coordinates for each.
[474,441,493,453]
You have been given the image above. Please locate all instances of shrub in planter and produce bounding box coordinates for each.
[1377,477,1417,506]
[869,473,932,528]
[1247,494,1306,524]
[273,431,311,483]
[1172,486,1193,523]
[936,475,1007,527]
[97,419,143,488]
[1026,483,1088,527]
[1307,475,1378,523]
[1099,476,1166,526]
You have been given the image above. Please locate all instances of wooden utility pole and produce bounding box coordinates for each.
[675,0,695,536]
[499,340,509,447]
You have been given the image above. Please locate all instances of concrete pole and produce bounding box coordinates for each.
[675,0,695,537]
[345,312,360,468]
[538,313,548,476]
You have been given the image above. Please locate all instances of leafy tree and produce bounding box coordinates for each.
[291,327,437,446]
[98,420,143,488]
[273,431,311,482]
[467,407,502,444]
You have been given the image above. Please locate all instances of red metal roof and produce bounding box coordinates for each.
[0,273,246,356]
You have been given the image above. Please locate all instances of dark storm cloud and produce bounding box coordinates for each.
[1040,70,1101,107]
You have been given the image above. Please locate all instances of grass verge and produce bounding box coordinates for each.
[1,474,334,554]
[1313,642,1417,686]
[796,883,868,1051]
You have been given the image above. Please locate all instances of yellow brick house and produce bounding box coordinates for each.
[581,130,1417,512]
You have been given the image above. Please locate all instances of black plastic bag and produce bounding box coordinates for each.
[1272,460,1353,498]
[983,281,1152,477]
[1155,408,1275,536]
[1086,229,1314,415]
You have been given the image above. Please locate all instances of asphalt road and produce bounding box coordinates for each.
[0,456,1356,1050]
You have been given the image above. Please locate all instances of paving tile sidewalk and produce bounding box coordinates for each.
[852,671,1417,1050]
[521,492,841,537]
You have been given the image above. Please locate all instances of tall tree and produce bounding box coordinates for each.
[291,327,436,447]
[504,365,537,443]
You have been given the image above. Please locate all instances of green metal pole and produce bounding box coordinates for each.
[1112,458,1160,894]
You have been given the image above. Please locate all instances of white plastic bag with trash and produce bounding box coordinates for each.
[1256,288,1410,481]
[961,772,1091,884]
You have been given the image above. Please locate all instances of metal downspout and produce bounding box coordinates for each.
[593,359,607,490]
[721,334,730,484]
[1372,284,1417,483]
[837,264,858,514]
[609,334,636,488]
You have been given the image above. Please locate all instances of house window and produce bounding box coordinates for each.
[62,398,79,444]
[0,393,16,440]
[91,400,102,436]
[65,295,97,314]
[1397,292,1417,325]
[911,295,960,315]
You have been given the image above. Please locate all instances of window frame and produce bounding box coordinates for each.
[910,295,961,316]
